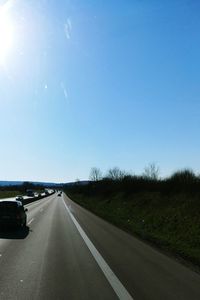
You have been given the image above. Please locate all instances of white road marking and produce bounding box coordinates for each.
[28,218,34,225]
[62,198,134,300]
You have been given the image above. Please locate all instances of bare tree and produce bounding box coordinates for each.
[106,167,126,180]
[89,167,102,181]
[169,169,196,183]
[143,163,160,180]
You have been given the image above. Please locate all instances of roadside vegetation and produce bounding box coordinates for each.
[65,165,200,269]
[0,190,21,199]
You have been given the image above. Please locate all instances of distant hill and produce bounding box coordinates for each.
[0,180,89,187]
[64,181,89,186]
[0,181,22,186]
[0,181,63,187]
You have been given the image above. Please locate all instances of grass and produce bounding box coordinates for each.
[66,189,200,270]
[0,191,21,199]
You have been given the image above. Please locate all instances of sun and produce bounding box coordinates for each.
[0,6,14,65]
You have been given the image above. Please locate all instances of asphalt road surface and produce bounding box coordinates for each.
[0,192,200,300]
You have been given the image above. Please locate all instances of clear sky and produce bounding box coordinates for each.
[0,0,200,183]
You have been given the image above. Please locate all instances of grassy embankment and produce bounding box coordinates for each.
[0,191,21,199]
[65,171,200,269]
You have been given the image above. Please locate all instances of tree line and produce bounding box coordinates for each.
[66,164,200,197]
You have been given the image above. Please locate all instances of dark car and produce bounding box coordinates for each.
[26,190,35,197]
[15,195,24,201]
[0,200,28,228]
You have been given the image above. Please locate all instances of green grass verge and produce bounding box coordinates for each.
[67,191,200,270]
[0,191,21,199]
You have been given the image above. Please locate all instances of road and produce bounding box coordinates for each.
[0,193,200,299]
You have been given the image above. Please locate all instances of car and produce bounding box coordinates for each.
[58,193,62,196]
[0,200,28,228]
[26,190,35,197]
[15,195,24,201]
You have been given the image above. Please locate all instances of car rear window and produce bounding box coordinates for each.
[0,202,18,214]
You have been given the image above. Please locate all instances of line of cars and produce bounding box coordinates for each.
[0,189,56,229]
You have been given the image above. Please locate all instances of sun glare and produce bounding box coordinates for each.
[0,6,14,65]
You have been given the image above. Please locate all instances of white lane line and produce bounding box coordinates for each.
[28,218,34,225]
[62,198,134,300]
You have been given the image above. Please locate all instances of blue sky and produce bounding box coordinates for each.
[0,0,200,182]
